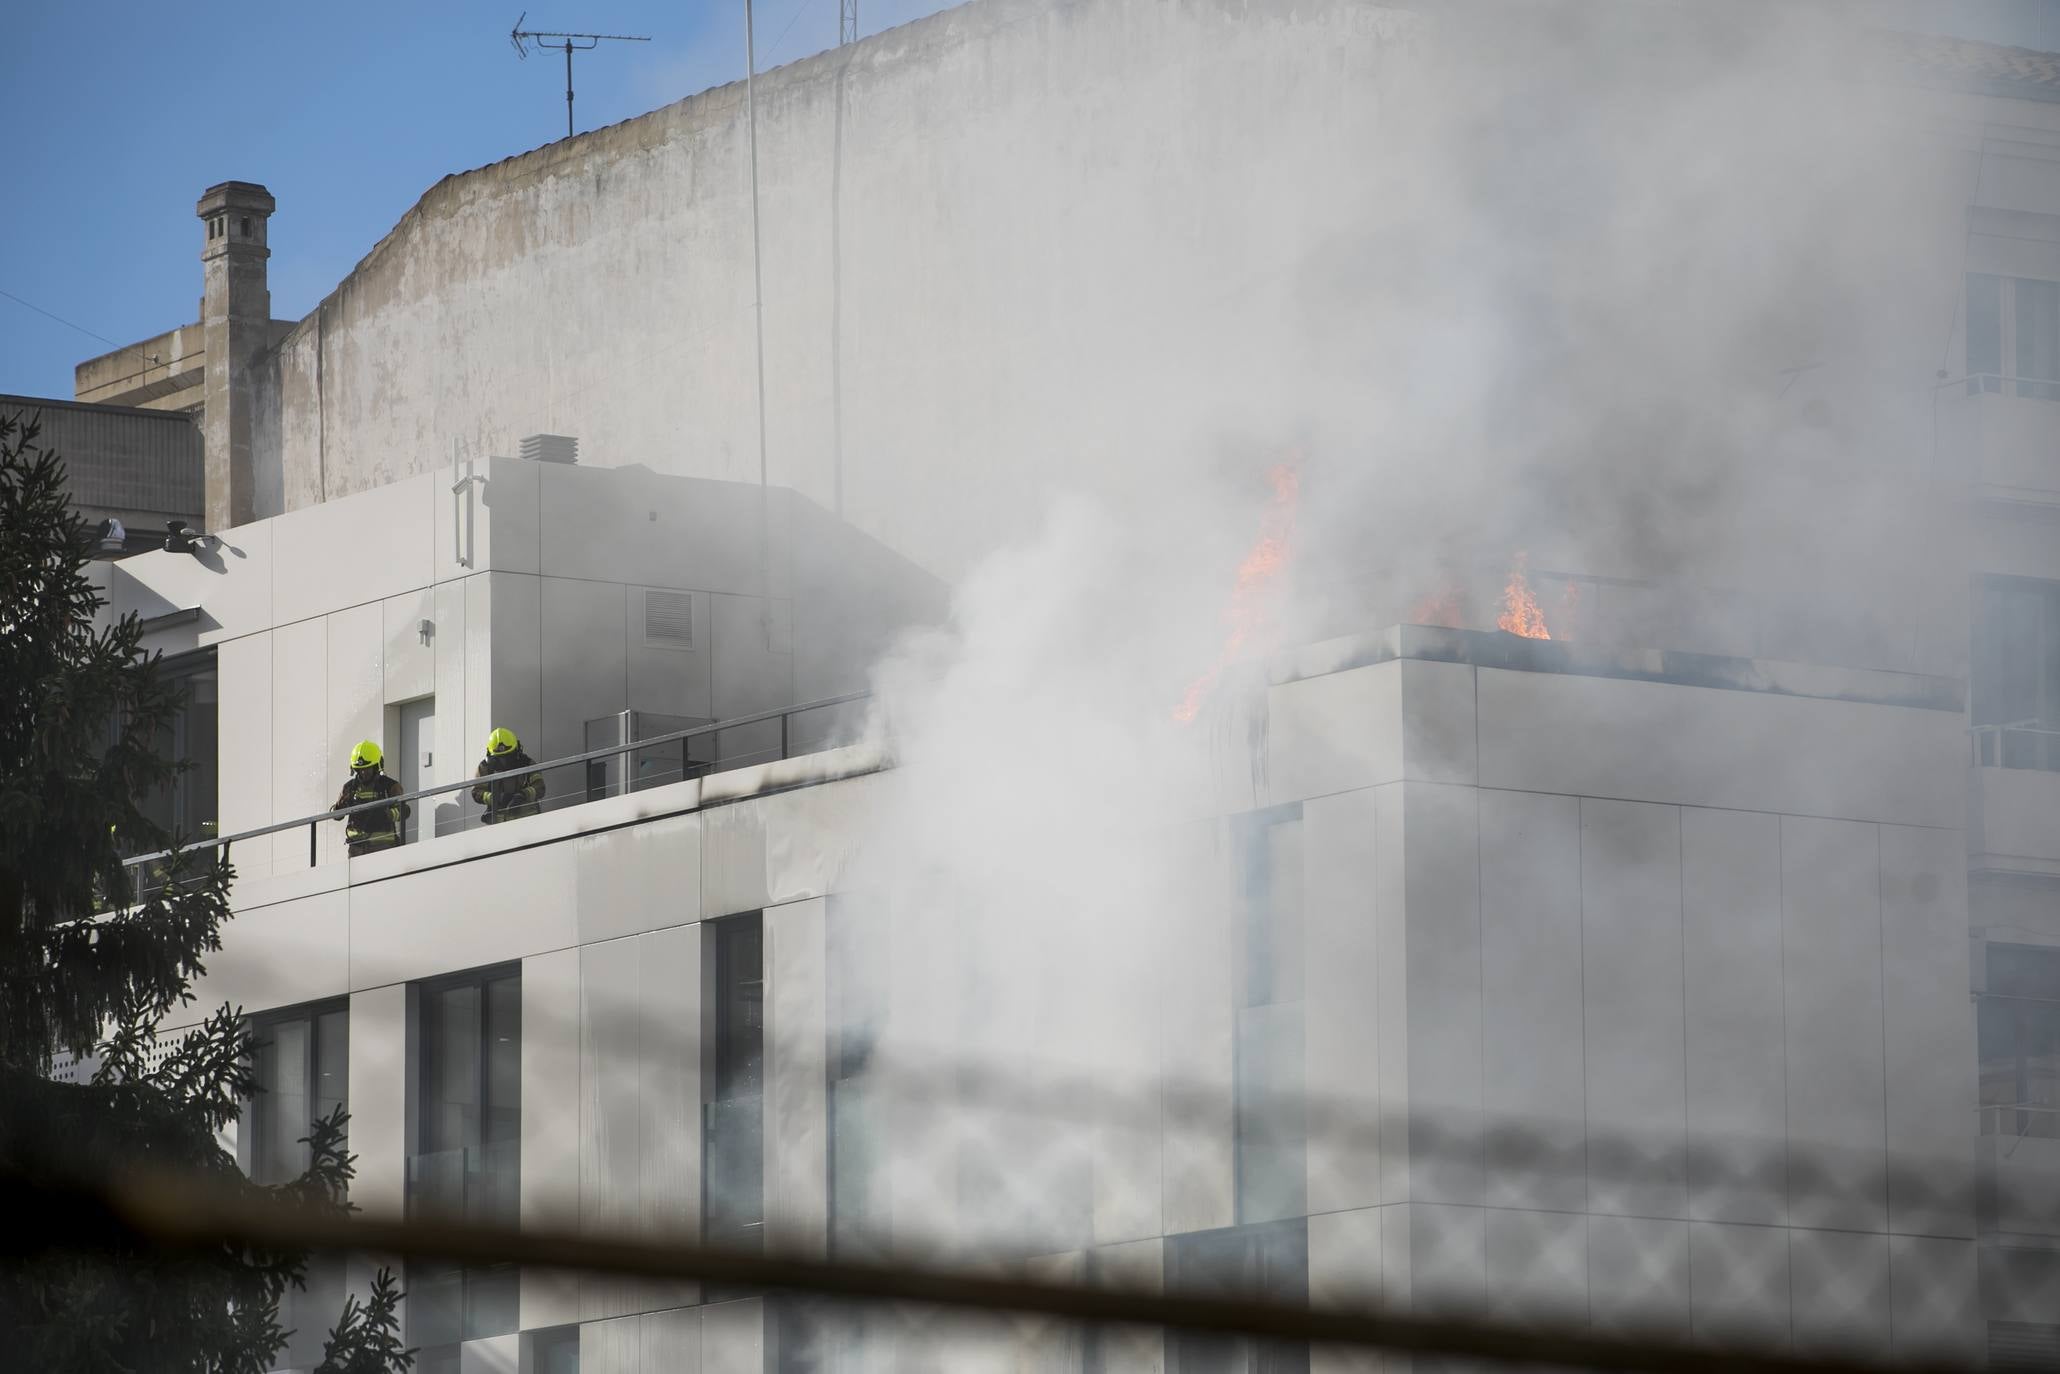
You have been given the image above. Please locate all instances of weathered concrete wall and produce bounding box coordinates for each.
[265,0,1408,578]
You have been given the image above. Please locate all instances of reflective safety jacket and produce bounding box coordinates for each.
[332,770,409,851]
[471,749,545,824]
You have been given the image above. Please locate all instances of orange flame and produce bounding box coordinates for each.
[1497,554,1551,640]
[1173,463,1301,723]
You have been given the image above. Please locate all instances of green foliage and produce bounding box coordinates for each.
[0,412,411,1373]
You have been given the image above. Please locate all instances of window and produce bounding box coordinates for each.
[1966,272,2060,399]
[1980,943,2060,1140]
[828,896,890,1258]
[1973,576,2060,770]
[248,1001,348,1185]
[410,965,521,1348]
[1165,1220,1309,1374]
[705,913,765,1247]
[529,1325,580,1374]
[137,649,218,844]
[1234,806,1306,1225]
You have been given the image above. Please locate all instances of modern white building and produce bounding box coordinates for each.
[58,1,2060,1370]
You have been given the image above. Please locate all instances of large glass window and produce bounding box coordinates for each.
[705,913,765,1248]
[137,648,218,844]
[248,1001,348,1185]
[1973,576,2060,770]
[1967,272,2060,399]
[410,965,521,1350]
[1234,806,1307,1226]
[1165,1219,1309,1374]
[1980,942,2060,1140]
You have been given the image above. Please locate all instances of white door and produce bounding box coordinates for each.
[395,698,434,843]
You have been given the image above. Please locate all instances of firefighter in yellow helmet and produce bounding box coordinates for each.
[471,727,545,824]
[331,740,410,857]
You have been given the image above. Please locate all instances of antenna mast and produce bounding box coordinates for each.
[840,0,857,45]
[510,13,651,140]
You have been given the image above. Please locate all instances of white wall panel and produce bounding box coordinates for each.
[1372,785,1410,1208]
[1399,659,1478,785]
[701,798,770,919]
[767,898,830,1255]
[1781,817,1887,1234]
[486,572,543,771]
[348,845,577,990]
[1482,1207,1586,1329]
[523,947,582,1330]
[347,983,411,1223]
[1581,799,1687,1220]
[190,889,349,1018]
[1789,1229,1890,1360]
[431,579,471,838]
[626,584,714,721]
[1159,825,1235,1238]
[1477,669,1963,830]
[217,630,274,879]
[641,1306,704,1372]
[1588,1214,1690,1338]
[708,592,794,727]
[1681,807,1786,1226]
[272,617,332,869]
[271,473,436,626]
[382,587,436,705]
[640,924,702,1312]
[1478,789,1584,1214]
[1398,783,1482,1207]
[327,601,385,775]
[1303,789,1381,1215]
[1879,825,1974,1240]
[1687,1220,1789,1350]
[700,1297,766,1374]
[580,1314,642,1374]
[581,937,644,1322]
[1265,661,1400,805]
[539,575,628,762]
[575,813,702,944]
[1382,1202,1484,1316]
[1888,1235,1980,1363]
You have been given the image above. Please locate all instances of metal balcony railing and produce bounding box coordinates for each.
[1969,721,2060,772]
[1979,1102,2060,1141]
[1943,371,2060,401]
[407,1140,520,1226]
[120,690,872,887]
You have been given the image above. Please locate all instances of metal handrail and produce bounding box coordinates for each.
[1937,371,2060,394]
[121,690,873,874]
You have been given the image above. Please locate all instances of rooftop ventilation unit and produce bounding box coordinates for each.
[520,433,579,464]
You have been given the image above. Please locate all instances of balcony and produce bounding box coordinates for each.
[1970,726,2060,870]
[1940,380,2060,504]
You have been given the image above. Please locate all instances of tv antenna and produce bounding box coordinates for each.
[510,13,651,140]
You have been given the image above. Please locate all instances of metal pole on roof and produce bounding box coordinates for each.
[746,0,774,647]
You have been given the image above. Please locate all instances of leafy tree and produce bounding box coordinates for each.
[0,411,411,1372]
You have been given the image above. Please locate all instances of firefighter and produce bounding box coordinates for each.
[471,727,545,824]
[332,740,409,857]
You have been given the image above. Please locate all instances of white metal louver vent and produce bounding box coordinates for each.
[1991,1321,2060,1371]
[519,433,579,464]
[644,589,695,650]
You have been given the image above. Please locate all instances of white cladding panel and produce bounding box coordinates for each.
[523,946,582,1331]
[348,845,577,990]
[271,616,334,869]
[1476,668,1963,829]
[382,587,436,705]
[539,574,628,762]
[270,473,436,626]
[217,630,274,878]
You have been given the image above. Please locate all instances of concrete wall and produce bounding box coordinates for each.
[257,0,1406,581]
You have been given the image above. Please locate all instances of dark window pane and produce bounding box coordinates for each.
[485,974,522,1146]
[708,914,766,1245]
[1969,272,2003,389]
[2018,277,2060,399]
[423,983,482,1156]
[253,1016,310,1184]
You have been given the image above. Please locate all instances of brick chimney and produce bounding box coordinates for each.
[196,181,274,533]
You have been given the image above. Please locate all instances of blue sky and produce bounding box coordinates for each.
[0,0,955,399]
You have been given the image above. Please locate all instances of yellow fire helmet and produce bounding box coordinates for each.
[487,727,520,757]
[350,739,383,771]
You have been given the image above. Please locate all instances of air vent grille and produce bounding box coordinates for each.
[1992,1321,2060,1370]
[519,433,579,465]
[644,589,695,649]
